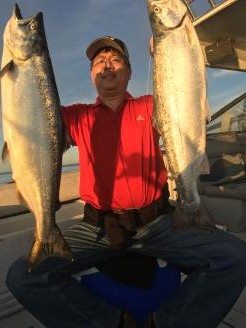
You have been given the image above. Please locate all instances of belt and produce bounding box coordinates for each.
[83,184,174,249]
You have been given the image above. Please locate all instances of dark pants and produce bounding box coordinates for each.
[6,213,246,328]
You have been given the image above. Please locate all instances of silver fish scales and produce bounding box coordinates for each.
[0,4,73,269]
[147,0,212,227]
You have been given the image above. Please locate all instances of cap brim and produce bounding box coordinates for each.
[86,38,127,61]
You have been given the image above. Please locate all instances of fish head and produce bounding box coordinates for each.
[147,0,187,35]
[3,4,46,62]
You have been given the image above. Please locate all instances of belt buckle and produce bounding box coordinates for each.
[113,209,126,215]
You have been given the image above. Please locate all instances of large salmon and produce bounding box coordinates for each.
[0,4,73,269]
[147,0,212,228]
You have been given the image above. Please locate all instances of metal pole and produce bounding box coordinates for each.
[207,0,216,8]
[211,92,246,122]
[183,0,196,20]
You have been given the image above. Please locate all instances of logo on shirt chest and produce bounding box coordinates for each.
[136,114,145,121]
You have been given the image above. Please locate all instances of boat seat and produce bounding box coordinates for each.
[199,132,246,232]
[80,254,181,327]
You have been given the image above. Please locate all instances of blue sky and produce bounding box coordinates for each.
[1,0,246,172]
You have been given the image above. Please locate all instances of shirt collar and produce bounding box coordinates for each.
[92,91,134,108]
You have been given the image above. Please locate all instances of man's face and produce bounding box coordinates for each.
[90,49,131,96]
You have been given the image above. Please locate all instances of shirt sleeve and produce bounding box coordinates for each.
[61,104,85,146]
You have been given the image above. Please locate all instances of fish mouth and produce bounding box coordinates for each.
[14,3,43,25]
[14,3,23,20]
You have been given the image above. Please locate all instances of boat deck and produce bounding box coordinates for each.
[0,199,245,327]
[218,230,246,328]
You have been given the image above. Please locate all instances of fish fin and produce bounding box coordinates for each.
[16,188,30,208]
[185,24,192,45]
[14,183,31,209]
[1,142,9,161]
[198,152,210,175]
[0,60,14,78]
[27,224,74,271]
[205,99,211,123]
[173,204,214,231]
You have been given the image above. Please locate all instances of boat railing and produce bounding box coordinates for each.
[207,92,246,134]
[183,0,238,24]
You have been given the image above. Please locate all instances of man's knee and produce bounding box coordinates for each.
[230,238,246,273]
[6,256,29,295]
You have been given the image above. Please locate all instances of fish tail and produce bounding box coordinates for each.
[173,205,214,231]
[27,225,74,271]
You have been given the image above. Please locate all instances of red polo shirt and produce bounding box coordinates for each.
[61,92,167,210]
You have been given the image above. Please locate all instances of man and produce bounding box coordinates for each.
[6,36,246,328]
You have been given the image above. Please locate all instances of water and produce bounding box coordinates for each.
[0,171,12,184]
[0,163,79,185]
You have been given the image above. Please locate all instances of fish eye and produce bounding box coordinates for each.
[29,23,37,30]
[153,6,161,14]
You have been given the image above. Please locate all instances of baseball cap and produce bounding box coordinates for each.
[86,36,129,61]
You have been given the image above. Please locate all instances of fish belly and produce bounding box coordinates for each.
[1,56,62,241]
[153,17,207,210]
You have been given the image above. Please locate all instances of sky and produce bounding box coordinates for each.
[1,0,246,173]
